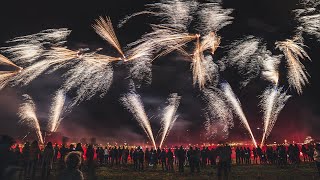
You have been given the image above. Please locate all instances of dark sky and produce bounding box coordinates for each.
[0,0,319,145]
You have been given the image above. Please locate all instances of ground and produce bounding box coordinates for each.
[87,163,319,180]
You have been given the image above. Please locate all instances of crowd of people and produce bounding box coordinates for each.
[1,134,320,180]
[235,144,316,166]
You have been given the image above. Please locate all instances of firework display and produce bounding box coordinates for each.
[159,93,181,148]
[0,0,318,146]
[18,95,44,144]
[259,87,291,146]
[121,92,157,149]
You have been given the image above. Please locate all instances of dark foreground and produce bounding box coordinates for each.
[48,163,318,180]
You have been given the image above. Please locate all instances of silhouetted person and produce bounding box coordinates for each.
[194,147,201,173]
[302,145,308,162]
[60,144,69,169]
[58,151,84,180]
[104,146,109,165]
[253,147,258,164]
[160,149,167,171]
[217,145,230,180]
[54,144,59,162]
[138,148,144,171]
[27,140,40,180]
[0,135,19,180]
[187,147,194,173]
[177,146,185,173]
[167,148,174,172]
[98,147,104,166]
[145,148,150,166]
[86,145,95,180]
[201,147,207,168]
[41,142,54,180]
[122,147,129,165]
[22,142,30,178]
[132,149,138,170]
[314,143,320,177]
[150,150,157,168]
[174,146,179,165]
[157,147,161,165]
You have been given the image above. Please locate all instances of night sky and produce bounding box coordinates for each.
[0,0,319,145]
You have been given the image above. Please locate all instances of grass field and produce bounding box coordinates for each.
[90,163,319,180]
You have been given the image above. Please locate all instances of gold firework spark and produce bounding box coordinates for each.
[0,54,22,70]
[275,38,310,94]
[92,16,126,59]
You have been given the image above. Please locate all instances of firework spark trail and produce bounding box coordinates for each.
[93,17,126,59]
[224,36,262,87]
[0,54,22,69]
[203,87,234,139]
[260,52,281,85]
[48,90,66,132]
[191,33,221,89]
[121,92,156,149]
[0,54,23,89]
[197,2,234,33]
[62,59,113,109]
[221,82,257,147]
[159,93,181,148]
[260,87,291,146]
[294,7,320,41]
[275,38,310,94]
[1,29,70,65]
[18,95,44,144]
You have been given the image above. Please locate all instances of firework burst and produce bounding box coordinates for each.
[18,95,44,144]
[259,87,291,146]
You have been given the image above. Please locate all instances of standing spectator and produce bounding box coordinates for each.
[104,146,109,165]
[160,149,167,171]
[138,148,144,171]
[86,145,95,180]
[58,151,84,180]
[27,140,40,180]
[217,145,230,180]
[122,147,129,165]
[194,147,201,173]
[0,135,18,180]
[253,147,258,164]
[167,148,174,172]
[188,147,195,173]
[150,150,157,168]
[145,148,150,167]
[41,142,54,180]
[302,145,308,162]
[133,149,138,170]
[235,147,240,164]
[177,146,185,173]
[174,146,179,166]
[22,142,30,178]
[54,144,60,162]
[314,143,320,177]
